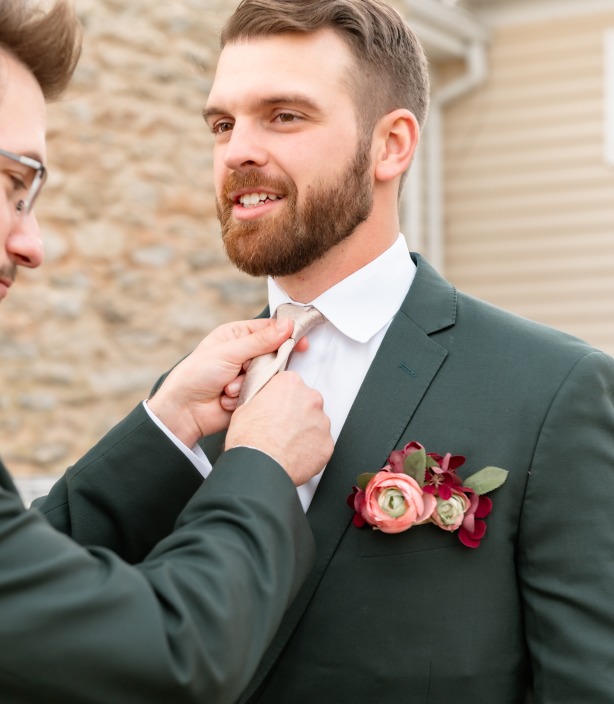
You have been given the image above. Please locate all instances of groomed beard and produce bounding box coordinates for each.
[217,138,373,277]
[0,264,16,286]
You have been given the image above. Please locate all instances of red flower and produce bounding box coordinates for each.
[347,487,367,528]
[458,492,493,548]
[424,452,466,500]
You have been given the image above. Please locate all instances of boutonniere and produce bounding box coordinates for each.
[347,441,508,548]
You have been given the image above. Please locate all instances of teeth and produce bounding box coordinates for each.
[239,192,279,208]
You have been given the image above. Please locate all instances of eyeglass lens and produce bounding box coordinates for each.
[0,149,46,214]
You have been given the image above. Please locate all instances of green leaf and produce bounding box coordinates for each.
[357,472,377,490]
[425,455,439,469]
[463,466,509,495]
[403,449,427,487]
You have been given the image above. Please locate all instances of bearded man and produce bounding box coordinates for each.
[152,1,614,702]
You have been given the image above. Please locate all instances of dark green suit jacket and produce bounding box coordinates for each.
[204,254,614,703]
[42,253,614,703]
[0,404,315,703]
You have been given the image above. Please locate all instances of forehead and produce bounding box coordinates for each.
[0,53,47,161]
[207,29,356,112]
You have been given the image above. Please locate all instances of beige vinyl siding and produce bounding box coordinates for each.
[442,10,614,356]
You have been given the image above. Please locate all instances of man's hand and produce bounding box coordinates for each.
[147,318,295,447]
[225,372,333,486]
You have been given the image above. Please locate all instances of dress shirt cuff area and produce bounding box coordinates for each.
[142,402,307,509]
[142,400,212,479]
[231,444,309,513]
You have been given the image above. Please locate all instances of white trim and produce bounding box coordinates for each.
[474,0,614,27]
[404,1,490,273]
[404,145,423,253]
[408,0,490,42]
[411,18,470,58]
[606,30,614,166]
[408,0,490,60]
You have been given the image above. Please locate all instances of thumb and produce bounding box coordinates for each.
[226,318,294,366]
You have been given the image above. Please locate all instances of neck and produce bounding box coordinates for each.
[274,211,399,303]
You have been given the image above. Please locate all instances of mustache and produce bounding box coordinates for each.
[0,264,16,283]
[222,169,293,199]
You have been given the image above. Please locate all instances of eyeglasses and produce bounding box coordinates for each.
[0,147,47,216]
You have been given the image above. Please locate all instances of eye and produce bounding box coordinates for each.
[275,112,300,124]
[1,171,27,209]
[211,120,234,135]
[10,174,28,193]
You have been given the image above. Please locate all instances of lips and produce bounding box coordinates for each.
[0,278,12,300]
[222,170,292,219]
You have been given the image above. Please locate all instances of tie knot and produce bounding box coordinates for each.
[237,305,325,406]
[275,304,325,338]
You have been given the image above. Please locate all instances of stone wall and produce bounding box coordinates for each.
[1,0,269,477]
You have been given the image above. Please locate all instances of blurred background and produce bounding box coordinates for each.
[3,0,614,499]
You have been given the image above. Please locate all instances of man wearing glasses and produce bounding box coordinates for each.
[0,147,46,215]
[0,1,332,701]
[0,148,46,302]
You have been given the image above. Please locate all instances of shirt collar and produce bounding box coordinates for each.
[267,234,415,343]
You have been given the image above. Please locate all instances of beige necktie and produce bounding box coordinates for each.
[238,304,325,406]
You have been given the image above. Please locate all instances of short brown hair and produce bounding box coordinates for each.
[0,0,82,101]
[221,0,430,133]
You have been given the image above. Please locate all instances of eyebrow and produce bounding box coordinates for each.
[23,151,45,165]
[0,149,45,165]
[203,93,323,123]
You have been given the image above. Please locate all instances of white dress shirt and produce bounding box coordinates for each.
[145,235,415,511]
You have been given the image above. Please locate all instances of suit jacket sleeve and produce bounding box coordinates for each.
[0,447,314,703]
[34,403,206,563]
[518,349,614,702]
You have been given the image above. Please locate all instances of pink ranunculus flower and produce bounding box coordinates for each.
[431,490,471,531]
[359,469,436,534]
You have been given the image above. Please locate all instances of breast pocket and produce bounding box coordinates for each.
[355,521,460,557]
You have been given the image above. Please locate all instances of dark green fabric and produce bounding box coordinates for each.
[226,253,614,704]
[49,252,614,704]
[1,411,315,703]
[35,403,204,563]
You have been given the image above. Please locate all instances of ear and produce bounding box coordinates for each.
[372,109,419,184]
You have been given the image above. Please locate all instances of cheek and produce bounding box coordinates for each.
[213,165,227,199]
[212,143,230,193]
[299,136,357,185]
[0,201,13,244]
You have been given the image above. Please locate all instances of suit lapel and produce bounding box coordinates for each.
[307,298,450,543]
[240,253,457,702]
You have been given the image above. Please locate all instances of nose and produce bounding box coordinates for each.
[6,212,44,269]
[222,121,268,172]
